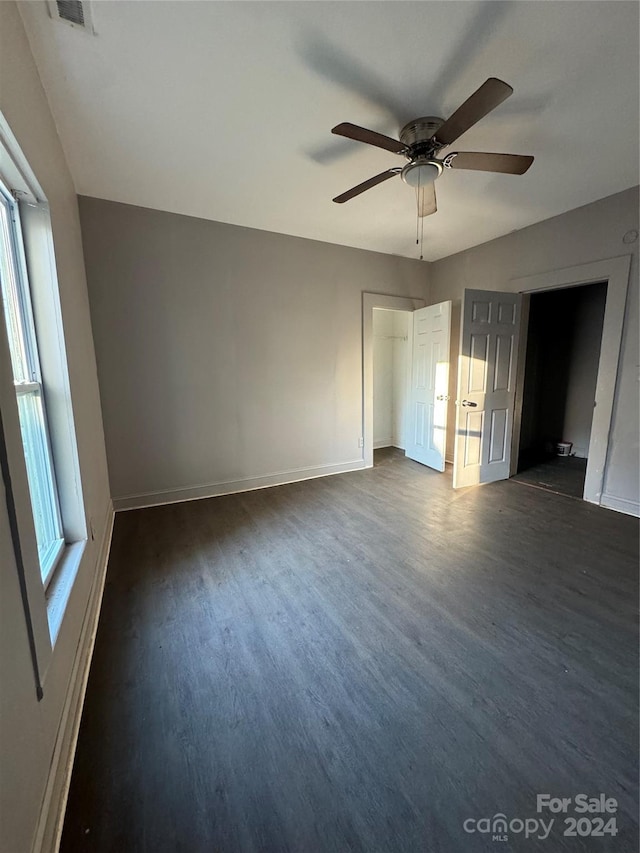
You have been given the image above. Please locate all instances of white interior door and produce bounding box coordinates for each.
[405,301,452,472]
[453,289,521,488]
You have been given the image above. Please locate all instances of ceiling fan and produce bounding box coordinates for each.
[331,78,534,216]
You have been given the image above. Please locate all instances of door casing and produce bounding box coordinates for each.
[511,256,632,506]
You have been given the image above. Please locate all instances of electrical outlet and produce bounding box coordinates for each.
[358,437,364,448]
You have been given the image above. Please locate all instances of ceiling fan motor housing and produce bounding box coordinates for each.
[399,117,446,186]
[399,116,445,154]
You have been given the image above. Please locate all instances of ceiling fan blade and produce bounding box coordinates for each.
[447,151,534,174]
[333,168,401,203]
[332,122,407,155]
[418,182,437,217]
[434,78,513,146]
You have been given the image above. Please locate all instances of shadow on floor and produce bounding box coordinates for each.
[373,446,404,467]
[512,456,587,499]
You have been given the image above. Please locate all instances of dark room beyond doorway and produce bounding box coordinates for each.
[515,282,607,499]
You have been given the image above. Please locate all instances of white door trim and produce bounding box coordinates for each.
[511,255,632,506]
[363,293,425,468]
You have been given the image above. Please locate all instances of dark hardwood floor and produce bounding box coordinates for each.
[61,449,638,853]
[513,456,588,499]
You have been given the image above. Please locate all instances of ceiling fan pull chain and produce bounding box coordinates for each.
[417,170,424,260]
[416,173,421,249]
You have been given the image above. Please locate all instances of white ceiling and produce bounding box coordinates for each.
[18,1,640,261]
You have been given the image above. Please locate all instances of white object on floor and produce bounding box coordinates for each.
[556,442,572,456]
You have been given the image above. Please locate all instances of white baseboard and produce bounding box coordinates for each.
[113,459,367,512]
[32,504,114,853]
[373,439,393,449]
[600,493,640,517]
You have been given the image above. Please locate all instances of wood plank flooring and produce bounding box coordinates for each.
[61,449,638,853]
[513,457,587,499]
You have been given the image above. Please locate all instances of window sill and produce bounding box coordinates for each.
[45,539,87,646]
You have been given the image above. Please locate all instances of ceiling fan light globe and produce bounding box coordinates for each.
[401,161,442,187]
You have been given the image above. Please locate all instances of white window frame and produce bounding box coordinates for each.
[1,111,87,663]
[0,181,65,586]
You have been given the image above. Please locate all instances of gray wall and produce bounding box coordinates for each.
[0,4,111,852]
[430,187,639,510]
[78,197,429,505]
[562,284,608,457]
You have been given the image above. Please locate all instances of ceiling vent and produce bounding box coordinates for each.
[47,1,95,34]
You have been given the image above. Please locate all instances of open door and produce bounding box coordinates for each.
[405,301,452,472]
[453,289,521,488]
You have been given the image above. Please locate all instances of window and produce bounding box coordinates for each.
[0,179,64,586]
[1,113,87,659]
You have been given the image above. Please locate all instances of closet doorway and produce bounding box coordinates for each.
[513,281,607,499]
[372,308,410,452]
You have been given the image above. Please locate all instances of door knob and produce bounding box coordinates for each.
[461,400,478,407]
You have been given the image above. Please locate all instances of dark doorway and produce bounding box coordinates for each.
[515,282,607,499]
